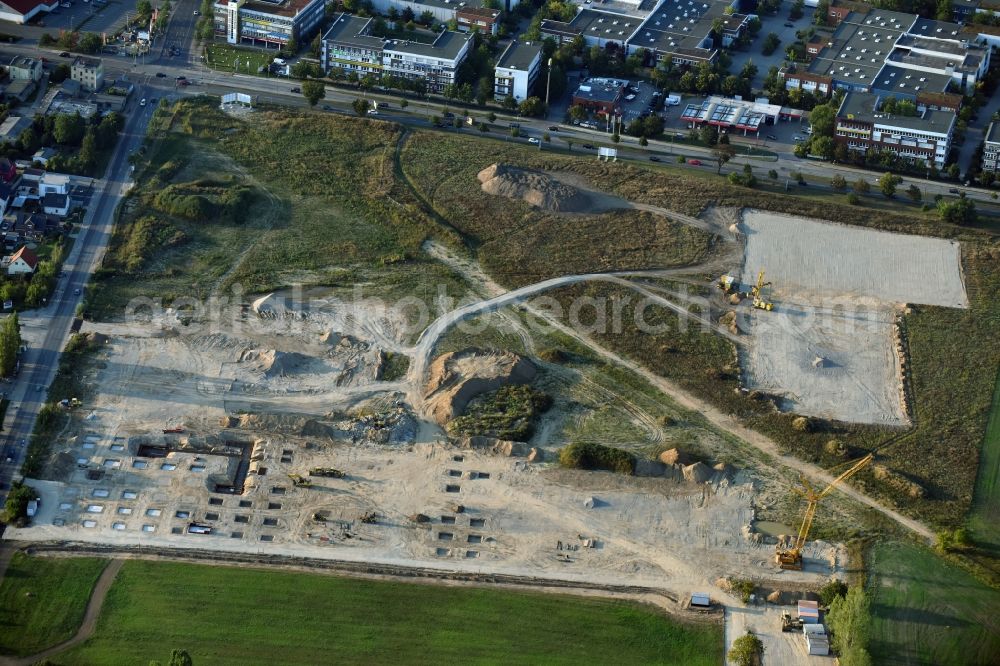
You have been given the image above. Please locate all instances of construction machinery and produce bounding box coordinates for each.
[288,473,313,488]
[717,274,737,294]
[781,611,804,632]
[309,467,346,478]
[776,453,874,570]
[749,270,774,311]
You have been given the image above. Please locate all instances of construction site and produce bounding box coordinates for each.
[4,108,982,662]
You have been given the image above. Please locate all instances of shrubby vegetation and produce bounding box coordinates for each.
[448,385,552,441]
[559,441,636,475]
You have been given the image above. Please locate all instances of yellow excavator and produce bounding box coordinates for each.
[776,453,874,570]
[750,270,774,311]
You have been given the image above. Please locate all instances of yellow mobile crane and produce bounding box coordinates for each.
[776,453,874,570]
[750,270,774,311]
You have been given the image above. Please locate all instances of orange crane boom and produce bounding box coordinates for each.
[776,453,874,570]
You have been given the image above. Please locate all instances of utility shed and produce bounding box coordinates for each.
[690,593,712,608]
[798,599,820,624]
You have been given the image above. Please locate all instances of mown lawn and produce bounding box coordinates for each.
[969,371,1000,549]
[868,542,1000,666]
[204,43,275,75]
[0,554,108,656]
[61,560,722,665]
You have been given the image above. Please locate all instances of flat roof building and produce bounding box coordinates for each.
[981,121,1000,173]
[455,6,500,35]
[571,77,627,115]
[494,40,542,102]
[321,13,472,93]
[213,0,326,48]
[625,0,749,66]
[835,91,955,167]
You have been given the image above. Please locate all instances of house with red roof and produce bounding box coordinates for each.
[5,245,38,275]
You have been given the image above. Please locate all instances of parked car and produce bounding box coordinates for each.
[688,159,702,166]
[548,125,559,131]
[948,187,960,194]
[59,51,70,57]
[139,98,147,106]
[290,87,301,93]
[368,109,378,115]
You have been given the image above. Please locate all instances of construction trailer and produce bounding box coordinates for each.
[798,599,820,624]
[690,592,712,608]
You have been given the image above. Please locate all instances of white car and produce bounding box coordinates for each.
[367,109,378,115]
[140,98,147,106]
[527,137,540,145]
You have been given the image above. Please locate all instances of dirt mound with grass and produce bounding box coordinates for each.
[478,163,595,213]
[424,348,537,424]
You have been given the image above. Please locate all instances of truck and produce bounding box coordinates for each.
[780,611,804,632]
[309,467,346,478]
[665,93,682,106]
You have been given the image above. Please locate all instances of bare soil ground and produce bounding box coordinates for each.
[739,210,969,425]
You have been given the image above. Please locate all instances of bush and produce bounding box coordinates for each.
[818,579,848,606]
[792,416,812,432]
[448,385,552,441]
[728,577,756,604]
[2,481,36,525]
[558,442,635,475]
[728,630,763,666]
[847,192,860,205]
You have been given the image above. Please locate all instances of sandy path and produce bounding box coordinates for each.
[419,243,935,544]
[0,559,124,666]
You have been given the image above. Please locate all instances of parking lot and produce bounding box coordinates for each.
[728,3,818,91]
[41,0,128,37]
[619,79,660,124]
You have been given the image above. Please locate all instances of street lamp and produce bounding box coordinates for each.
[544,57,553,116]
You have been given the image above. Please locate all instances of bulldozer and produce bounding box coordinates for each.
[748,270,774,311]
[781,611,804,632]
[776,453,874,570]
[288,473,313,488]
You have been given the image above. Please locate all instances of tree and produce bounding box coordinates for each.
[936,0,952,21]
[699,124,719,146]
[53,113,85,145]
[762,33,781,56]
[2,482,35,525]
[169,649,194,666]
[568,105,587,122]
[879,172,901,198]
[0,311,21,377]
[818,579,849,607]
[852,178,870,194]
[906,184,922,201]
[399,99,408,109]
[639,136,648,146]
[352,97,369,115]
[517,96,545,117]
[938,196,977,225]
[727,630,763,666]
[827,587,872,666]
[714,144,736,174]
[815,0,829,24]
[831,174,847,190]
[947,163,961,180]
[301,81,325,107]
[768,169,778,181]
[78,128,98,174]
[420,9,435,25]
[808,102,837,137]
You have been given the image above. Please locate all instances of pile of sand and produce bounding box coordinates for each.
[424,348,536,425]
[477,163,594,213]
[240,349,322,378]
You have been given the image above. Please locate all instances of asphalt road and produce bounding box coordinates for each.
[0,88,157,495]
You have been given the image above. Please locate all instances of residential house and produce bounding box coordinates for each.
[32,148,57,166]
[0,158,17,184]
[8,56,42,82]
[0,183,13,218]
[71,56,104,92]
[5,245,37,275]
[0,115,33,144]
[42,192,69,217]
[39,173,70,196]
[5,78,35,103]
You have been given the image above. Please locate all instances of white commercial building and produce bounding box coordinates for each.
[493,40,542,102]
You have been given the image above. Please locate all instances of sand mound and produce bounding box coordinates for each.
[240,349,320,378]
[424,348,536,424]
[682,462,712,483]
[478,163,594,213]
[659,448,690,465]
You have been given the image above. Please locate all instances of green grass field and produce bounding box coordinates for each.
[969,371,1000,549]
[204,43,275,75]
[58,560,721,665]
[868,542,1000,666]
[0,554,108,656]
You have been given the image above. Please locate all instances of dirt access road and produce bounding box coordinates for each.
[0,559,124,666]
[419,241,935,544]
